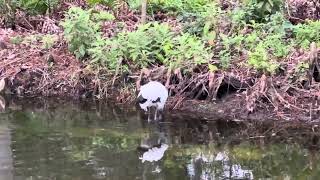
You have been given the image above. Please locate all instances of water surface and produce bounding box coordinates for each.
[0,98,319,179]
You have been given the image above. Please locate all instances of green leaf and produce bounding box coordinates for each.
[79,45,86,57]
[208,64,218,72]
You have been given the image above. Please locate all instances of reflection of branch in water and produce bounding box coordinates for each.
[186,151,254,180]
[0,125,13,180]
[0,95,6,112]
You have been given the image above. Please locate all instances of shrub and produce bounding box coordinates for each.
[89,22,174,70]
[89,37,123,71]
[1,0,59,15]
[218,33,244,68]
[128,0,211,15]
[248,44,279,73]
[122,22,174,67]
[294,20,320,49]
[41,34,58,49]
[233,0,283,23]
[60,7,114,60]
[213,12,292,70]
[178,2,220,37]
[164,33,212,69]
[88,22,212,71]
[18,0,58,14]
[87,0,115,6]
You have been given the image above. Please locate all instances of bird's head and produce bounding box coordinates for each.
[137,94,147,104]
[137,94,148,111]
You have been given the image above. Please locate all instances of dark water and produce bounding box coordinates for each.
[0,98,319,180]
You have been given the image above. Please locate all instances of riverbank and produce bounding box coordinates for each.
[1,0,320,122]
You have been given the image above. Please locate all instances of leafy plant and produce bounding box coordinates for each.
[295,62,309,74]
[22,34,41,48]
[178,2,220,38]
[294,20,320,49]
[128,0,211,15]
[10,35,24,45]
[92,10,115,21]
[122,27,153,67]
[248,44,278,73]
[263,34,290,58]
[89,22,174,70]
[17,0,59,15]
[230,8,248,26]
[164,33,212,69]
[86,0,125,14]
[208,64,218,72]
[87,0,114,6]
[89,22,212,71]
[119,22,174,67]
[89,37,124,70]
[41,34,58,49]
[60,7,113,60]
[239,0,283,23]
[218,33,245,68]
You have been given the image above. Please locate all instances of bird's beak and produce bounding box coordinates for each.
[137,95,147,104]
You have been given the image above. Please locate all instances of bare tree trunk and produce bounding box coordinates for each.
[141,0,147,24]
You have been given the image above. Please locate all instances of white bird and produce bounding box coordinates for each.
[137,81,168,121]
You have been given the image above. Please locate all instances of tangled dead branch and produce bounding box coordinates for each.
[243,42,320,120]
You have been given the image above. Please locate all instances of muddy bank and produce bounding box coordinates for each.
[1,0,320,123]
[172,94,318,122]
[0,28,319,122]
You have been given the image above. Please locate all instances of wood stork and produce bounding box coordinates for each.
[137,81,168,121]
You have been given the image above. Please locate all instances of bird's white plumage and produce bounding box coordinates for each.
[138,81,168,111]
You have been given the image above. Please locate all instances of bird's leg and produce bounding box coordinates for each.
[157,108,164,121]
[154,108,158,121]
[158,111,162,120]
[147,107,151,122]
[147,113,151,122]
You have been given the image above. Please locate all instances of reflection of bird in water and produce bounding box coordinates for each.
[138,120,170,152]
[137,131,168,152]
[139,143,168,177]
[137,81,168,121]
[139,143,169,163]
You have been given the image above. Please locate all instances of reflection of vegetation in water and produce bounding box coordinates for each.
[239,143,320,179]
[10,106,148,179]
[66,129,144,161]
[11,109,147,162]
[161,142,320,179]
[6,101,320,179]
